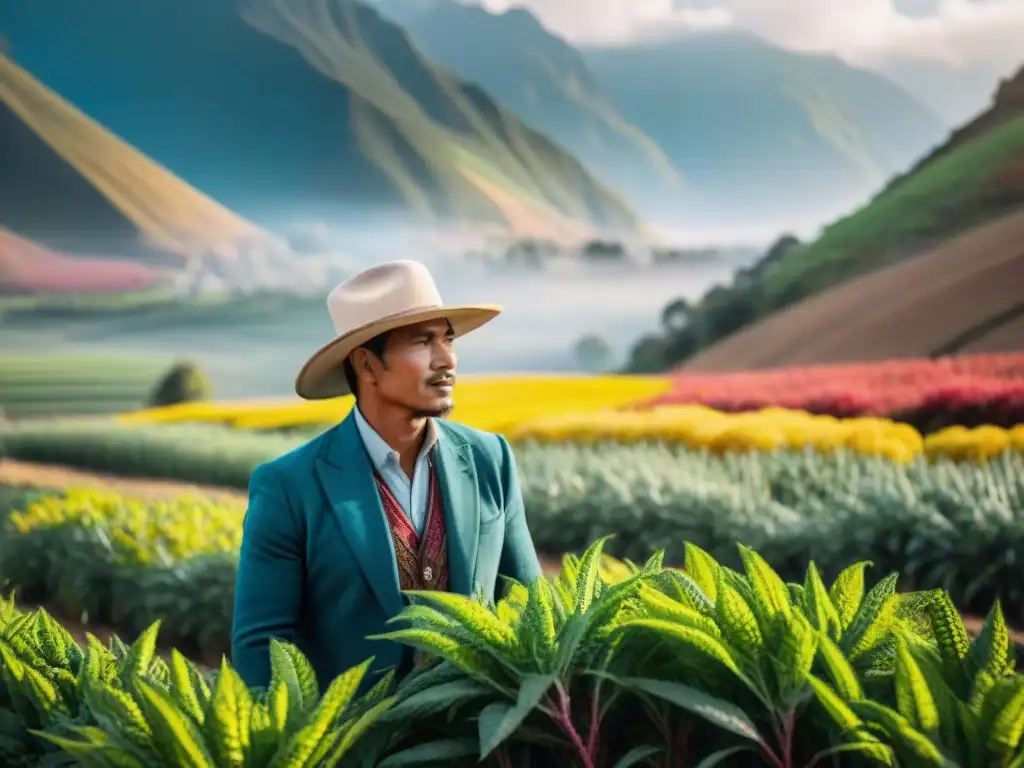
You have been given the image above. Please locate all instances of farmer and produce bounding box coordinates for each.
[230,259,542,693]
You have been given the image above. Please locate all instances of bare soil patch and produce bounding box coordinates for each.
[0,458,246,503]
[680,209,1024,371]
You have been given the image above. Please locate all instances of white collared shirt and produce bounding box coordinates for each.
[352,405,438,536]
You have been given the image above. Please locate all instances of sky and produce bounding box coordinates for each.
[474,0,1024,76]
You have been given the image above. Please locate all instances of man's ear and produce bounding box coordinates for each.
[349,348,377,386]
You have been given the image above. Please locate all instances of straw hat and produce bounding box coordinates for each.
[294,259,502,399]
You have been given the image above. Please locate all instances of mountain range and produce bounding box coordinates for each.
[0,0,1008,262]
[0,0,638,249]
[0,51,268,266]
[378,0,948,234]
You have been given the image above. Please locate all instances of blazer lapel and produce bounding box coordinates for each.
[314,414,404,618]
[434,424,480,596]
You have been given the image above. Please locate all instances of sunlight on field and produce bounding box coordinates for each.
[115,373,674,431]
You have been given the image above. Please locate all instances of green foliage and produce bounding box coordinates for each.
[0,540,1021,765]
[148,361,213,408]
[0,596,392,767]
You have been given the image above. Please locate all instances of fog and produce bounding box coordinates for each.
[17,260,737,399]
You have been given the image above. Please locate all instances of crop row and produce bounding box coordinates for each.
[0,355,180,418]
[1,438,1021,660]
[0,538,1021,766]
[649,353,1024,430]
[4,409,1023,493]
[503,405,1024,463]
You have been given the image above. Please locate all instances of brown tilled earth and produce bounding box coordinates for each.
[680,209,1024,371]
[3,461,1021,661]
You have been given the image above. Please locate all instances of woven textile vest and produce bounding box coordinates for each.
[374,460,449,671]
[374,460,449,593]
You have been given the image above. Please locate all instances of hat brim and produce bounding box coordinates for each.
[294,304,503,399]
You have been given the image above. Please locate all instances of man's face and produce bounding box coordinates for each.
[369,318,457,417]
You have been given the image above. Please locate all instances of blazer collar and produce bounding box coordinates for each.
[313,412,481,614]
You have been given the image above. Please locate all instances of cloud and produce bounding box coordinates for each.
[474,0,1024,73]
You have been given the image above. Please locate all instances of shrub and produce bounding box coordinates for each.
[148,360,212,407]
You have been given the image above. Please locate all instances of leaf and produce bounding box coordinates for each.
[815,631,863,701]
[169,650,205,724]
[477,674,554,758]
[268,640,319,716]
[985,676,1024,753]
[381,679,491,723]
[617,619,742,676]
[926,590,970,669]
[203,659,251,767]
[134,677,216,768]
[737,544,791,622]
[618,676,762,743]
[683,543,720,604]
[611,744,663,768]
[118,622,161,687]
[574,535,613,614]
[829,561,871,630]
[694,745,756,768]
[966,600,1013,687]
[893,635,940,735]
[851,700,947,766]
[841,572,898,657]
[377,738,478,766]
[804,562,842,640]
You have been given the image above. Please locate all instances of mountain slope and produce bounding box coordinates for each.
[0,52,268,265]
[625,69,1024,373]
[375,0,690,225]
[0,0,639,243]
[0,230,166,294]
[677,209,1024,371]
[582,32,947,234]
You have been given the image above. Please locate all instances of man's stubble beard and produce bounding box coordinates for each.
[413,401,454,419]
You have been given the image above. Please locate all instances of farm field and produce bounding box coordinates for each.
[681,208,1024,371]
[1,357,1023,765]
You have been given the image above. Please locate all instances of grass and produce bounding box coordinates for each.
[764,114,1024,297]
[0,355,175,418]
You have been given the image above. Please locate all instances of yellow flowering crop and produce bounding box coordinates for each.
[8,489,245,566]
[504,405,1019,463]
[115,374,673,432]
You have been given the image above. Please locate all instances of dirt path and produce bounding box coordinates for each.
[0,458,247,503]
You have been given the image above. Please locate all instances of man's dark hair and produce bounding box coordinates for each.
[343,330,391,398]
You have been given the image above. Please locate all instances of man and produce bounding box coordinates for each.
[231,259,543,693]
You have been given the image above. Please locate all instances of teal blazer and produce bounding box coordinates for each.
[230,412,543,693]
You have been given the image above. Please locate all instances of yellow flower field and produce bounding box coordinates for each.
[116,374,674,432]
[502,405,1024,463]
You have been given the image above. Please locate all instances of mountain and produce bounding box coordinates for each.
[0,0,639,244]
[0,51,269,266]
[375,0,690,226]
[625,67,1024,373]
[581,32,948,235]
[0,230,167,295]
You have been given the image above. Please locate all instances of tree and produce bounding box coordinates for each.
[573,334,612,372]
[149,360,212,407]
[659,297,691,333]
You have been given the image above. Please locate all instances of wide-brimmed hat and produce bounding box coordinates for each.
[294,259,502,399]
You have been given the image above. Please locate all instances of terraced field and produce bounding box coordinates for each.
[681,208,1024,371]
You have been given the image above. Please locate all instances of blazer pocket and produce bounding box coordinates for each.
[479,509,504,530]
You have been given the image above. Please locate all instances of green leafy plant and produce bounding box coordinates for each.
[0,598,395,767]
[811,594,1024,766]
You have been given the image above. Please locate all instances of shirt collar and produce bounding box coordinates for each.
[352,404,439,472]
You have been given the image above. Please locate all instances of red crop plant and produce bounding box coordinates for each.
[641,354,1024,432]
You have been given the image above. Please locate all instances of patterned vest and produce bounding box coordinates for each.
[373,459,450,594]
